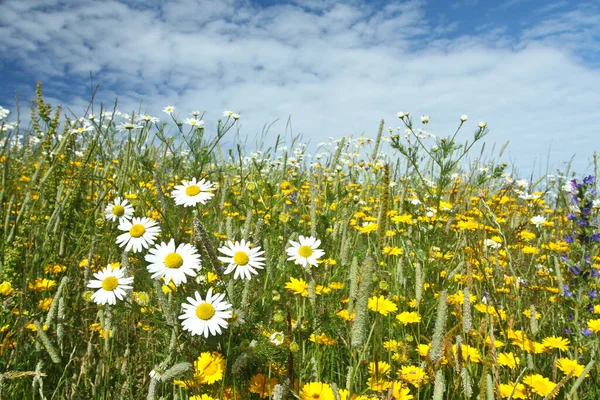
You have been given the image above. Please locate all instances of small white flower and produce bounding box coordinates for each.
[171,177,215,207]
[179,288,232,338]
[116,217,161,253]
[485,239,501,249]
[183,118,205,127]
[217,239,266,280]
[421,115,430,124]
[163,105,175,114]
[70,125,94,134]
[515,179,529,188]
[478,121,487,129]
[530,215,546,228]
[592,199,600,209]
[397,111,408,119]
[145,239,202,285]
[286,235,325,268]
[269,331,285,346]
[87,265,134,305]
[104,197,135,224]
[460,114,468,122]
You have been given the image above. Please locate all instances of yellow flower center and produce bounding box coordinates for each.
[196,303,215,320]
[102,276,118,291]
[164,253,183,269]
[233,251,250,266]
[186,185,201,196]
[203,359,218,376]
[112,205,125,216]
[298,245,313,258]
[129,224,146,238]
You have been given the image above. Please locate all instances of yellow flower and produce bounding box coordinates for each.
[38,297,53,311]
[517,339,546,354]
[249,373,278,398]
[43,263,67,274]
[285,277,308,297]
[391,214,414,224]
[28,278,56,292]
[192,352,225,385]
[556,358,586,378]
[542,336,570,351]
[497,352,520,369]
[396,312,421,325]
[447,290,476,305]
[358,223,378,234]
[189,395,216,400]
[0,281,14,296]
[523,374,556,397]
[368,361,391,376]
[521,245,540,255]
[367,377,392,392]
[309,333,338,346]
[399,365,428,388]
[336,309,355,321]
[26,323,49,332]
[391,382,413,400]
[368,295,398,316]
[299,382,335,400]
[383,246,403,256]
[587,319,600,333]
[498,382,527,399]
[518,230,536,241]
[452,344,482,363]
[417,343,430,357]
[384,339,402,353]
[328,282,344,290]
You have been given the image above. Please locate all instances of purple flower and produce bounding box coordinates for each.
[587,304,595,313]
[569,265,581,276]
[583,327,593,337]
[565,235,574,243]
[584,175,594,185]
[564,284,574,297]
[589,290,598,299]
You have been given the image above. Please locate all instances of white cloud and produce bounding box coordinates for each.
[1,0,600,175]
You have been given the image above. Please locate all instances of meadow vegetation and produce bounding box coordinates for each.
[1,82,599,399]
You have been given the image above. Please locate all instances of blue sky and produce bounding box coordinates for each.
[1,0,599,176]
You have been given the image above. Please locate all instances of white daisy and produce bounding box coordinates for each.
[87,265,134,305]
[530,215,546,228]
[217,239,266,280]
[286,235,325,268]
[183,118,205,127]
[179,288,232,337]
[171,178,216,207]
[116,217,161,253]
[145,239,202,285]
[104,197,134,224]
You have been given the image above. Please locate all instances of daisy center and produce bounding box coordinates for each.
[112,205,125,216]
[312,394,321,399]
[186,185,201,196]
[298,245,313,258]
[102,276,119,291]
[233,251,250,266]
[164,253,184,269]
[129,224,146,238]
[196,303,215,320]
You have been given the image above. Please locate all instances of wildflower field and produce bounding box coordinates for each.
[2,83,600,400]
